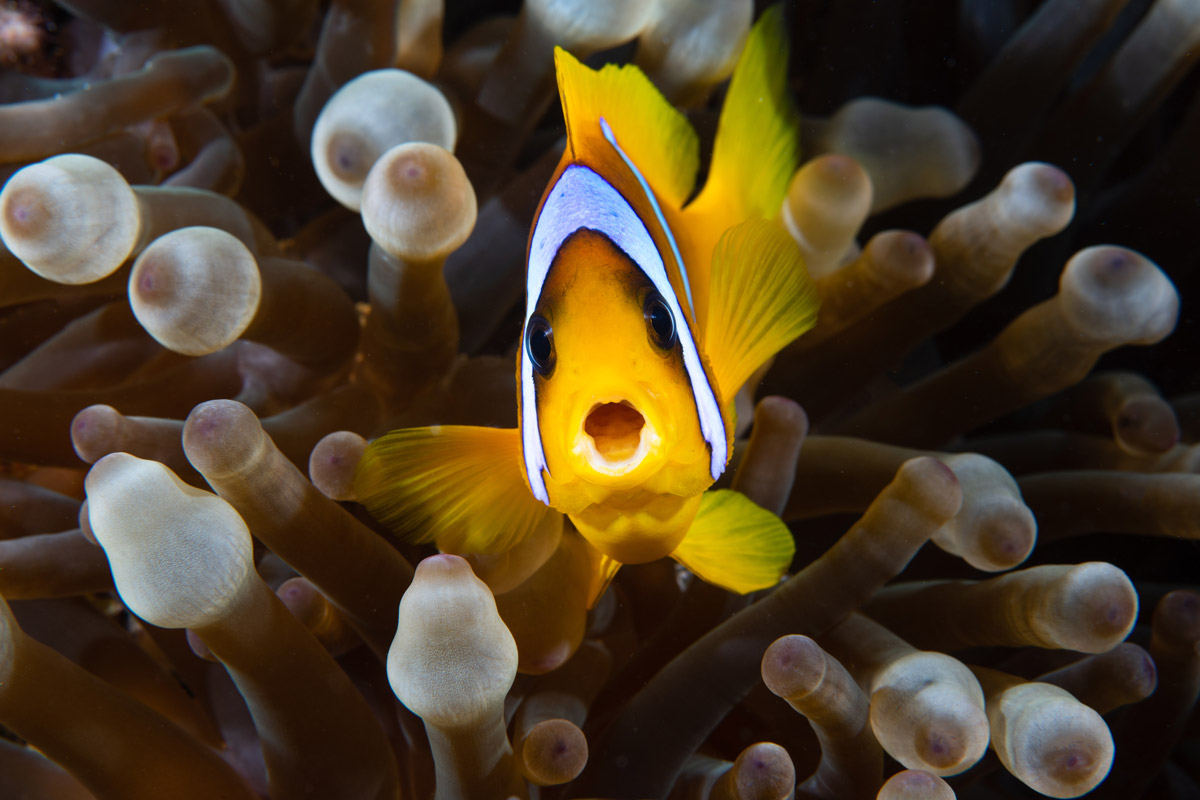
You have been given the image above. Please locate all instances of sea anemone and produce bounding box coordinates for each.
[1,1,1198,798]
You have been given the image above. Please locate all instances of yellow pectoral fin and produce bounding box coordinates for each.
[671,489,795,594]
[703,218,819,400]
[353,425,554,555]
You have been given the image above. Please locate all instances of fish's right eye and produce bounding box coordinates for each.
[526,315,555,376]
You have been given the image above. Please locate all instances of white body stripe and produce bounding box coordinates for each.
[521,158,727,504]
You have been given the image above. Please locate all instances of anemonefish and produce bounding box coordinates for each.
[354,6,819,605]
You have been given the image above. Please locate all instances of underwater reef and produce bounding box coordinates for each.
[1,0,1199,798]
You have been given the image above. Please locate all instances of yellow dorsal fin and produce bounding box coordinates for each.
[353,426,555,555]
[702,218,818,402]
[687,4,799,222]
[554,47,699,209]
[671,490,794,594]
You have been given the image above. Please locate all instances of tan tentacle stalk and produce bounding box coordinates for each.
[0,47,234,163]
[512,640,610,785]
[762,634,882,799]
[821,614,988,777]
[787,438,1035,571]
[802,98,979,212]
[786,163,1076,419]
[672,743,796,800]
[834,245,1178,447]
[864,562,1137,653]
[633,0,752,108]
[1037,643,1157,713]
[875,770,956,800]
[0,594,256,800]
[86,453,401,799]
[308,430,368,501]
[311,68,455,211]
[780,154,873,278]
[1,154,274,286]
[357,142,476,406]
[972,666,1114,798]
[182,399,412,656]
[387,554,527,800]
[578,457,961,794]
[1042,371,1180,455]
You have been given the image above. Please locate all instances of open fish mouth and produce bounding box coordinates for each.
[581,400,656,473]
[585,401,644,460]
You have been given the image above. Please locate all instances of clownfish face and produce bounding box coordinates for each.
[517,159,730,538]
[523,228,712,505]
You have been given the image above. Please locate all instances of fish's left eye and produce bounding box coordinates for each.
[644,292,676,350]
[526,315,555,376]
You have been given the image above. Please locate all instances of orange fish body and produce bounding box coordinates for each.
[355,6,818,603]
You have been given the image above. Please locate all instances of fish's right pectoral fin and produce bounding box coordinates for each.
[671,489,795,594]
[353,425,556,555]
[703,218,819,400]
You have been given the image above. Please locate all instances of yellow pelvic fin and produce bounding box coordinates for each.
[585,546,624,610]
[554,47,699,209]
[687,4,800,222]
[702,218,819,401]
[352,425,556,555]
[670,489,795,594]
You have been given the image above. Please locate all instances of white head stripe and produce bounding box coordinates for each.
[521,163,727,503]
[599,117,695,313]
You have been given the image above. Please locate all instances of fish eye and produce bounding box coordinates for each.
[644,291,676,350]
[526,315,555,375]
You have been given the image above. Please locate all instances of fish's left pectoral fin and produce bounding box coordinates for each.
[702,218,819,400]
[671,489,795,594]
[353,425,557,555]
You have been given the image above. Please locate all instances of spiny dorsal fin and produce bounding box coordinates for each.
[554,47,699,209]
[702,218,818,402]
[688,4,800,221]
[353,425,555,555]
